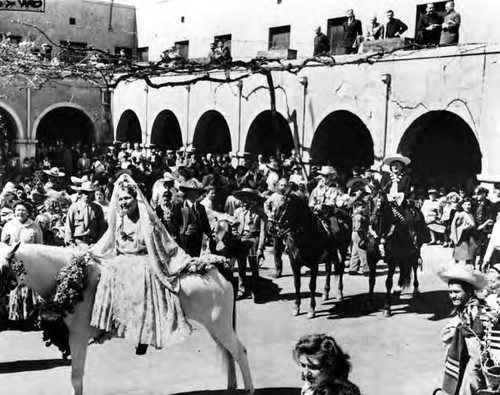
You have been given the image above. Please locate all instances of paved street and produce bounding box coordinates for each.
[0,245,453,395]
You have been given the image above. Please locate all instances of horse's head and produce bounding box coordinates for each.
[270,193,307,237]
[0,242,22,299]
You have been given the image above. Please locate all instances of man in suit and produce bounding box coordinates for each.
[417,3,444,45]
[343,9,363,54]
[313,26,331,55]
[233,189,267,302]
[385,10,408,39]
[171,180,214,257]
[440,1,461,45]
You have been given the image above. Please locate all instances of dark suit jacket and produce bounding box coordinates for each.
[417,12,443,45]
[343,19,363,47]
[171,200,212,240]
[385,18,408,38]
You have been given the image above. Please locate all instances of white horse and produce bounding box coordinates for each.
[0,242,254,395]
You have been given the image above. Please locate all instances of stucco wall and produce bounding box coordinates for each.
[136,0,500,61]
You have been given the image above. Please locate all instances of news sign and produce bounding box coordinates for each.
[0,0,45,12]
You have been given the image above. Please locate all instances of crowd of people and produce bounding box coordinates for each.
[314,1,461,56]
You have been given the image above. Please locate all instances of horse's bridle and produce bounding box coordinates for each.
[270,198,293,238]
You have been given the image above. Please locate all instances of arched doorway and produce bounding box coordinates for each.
[310,110,374,175]
[36,106,95,145]
[151,110,182,151]
[116,110,142,143]
[245,110,294,159]
[0,106,19,150]
[193,110,231,154]
[398,111,481,189]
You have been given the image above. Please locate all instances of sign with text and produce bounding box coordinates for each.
[0,0,45,12]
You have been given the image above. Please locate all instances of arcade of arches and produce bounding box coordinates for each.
[0,107,19,147]
[310,110,374,175]
[36,107,95,145]
[151,110,183,151]
[245,110,294,159]
[398,110,482,190]
[116,110,142,143]
[193,110,232,154]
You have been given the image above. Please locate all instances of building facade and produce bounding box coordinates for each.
[112,0,500,188]
[0,0,136,159]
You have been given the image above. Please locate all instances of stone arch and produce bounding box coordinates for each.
[116,110,142,143]
[245,110,294,159]
[398,110,482,189]
[34,103,96,145]
[311,110,374,174]
[192,110,231,154]
[151,110,183,151]
[0,104,22,142]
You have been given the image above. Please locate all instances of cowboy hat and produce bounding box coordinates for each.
[77,181,96,193]
[346,177,369,191]
[70,175,90,186]
[317,166,338,177]
[428,188,438,195]
[179,179,206,194]
[159,172,176,183]
[438,265,487,290]
[232,188,265,203]
[43,167,65,177]
[383,154,411,167]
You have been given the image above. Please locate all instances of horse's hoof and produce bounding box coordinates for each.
[322,292,329,302]
[413,288,421,299]
[292,307,300,317]
[307,310,316,319]
[383,308,392,317]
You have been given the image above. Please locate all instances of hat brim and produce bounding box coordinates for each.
[346,177,368,190]
[383,156,411,166]
[439,268,486,290]
[232,190,265,203]
[43,170,65,177]
[179,186,206,193]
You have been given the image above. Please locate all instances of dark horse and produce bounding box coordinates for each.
[271,193,346,318]
[371,191,425,316]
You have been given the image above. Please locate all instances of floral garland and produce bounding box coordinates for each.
[182,254,231,275]
[39,254,89,359]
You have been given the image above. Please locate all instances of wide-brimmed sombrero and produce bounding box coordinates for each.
[77,181,96,193]
[179,179,206,194]
[232,188,265,204]
[383,154,411,167]
[438,265,486,290]
[159,172,176,183]
[43,167,65,178]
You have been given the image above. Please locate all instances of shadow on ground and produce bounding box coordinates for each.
[171,388,301,395]
[0,358,70,374]
[315,290,451,321]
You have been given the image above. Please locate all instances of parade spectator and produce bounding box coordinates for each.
[384,10,408,39]
[484,212,500,267]
[343,9,363,54]
[439,265,489,394]
[421,189,444,245]
[366,16,384,41]
[450,198,478,267]
[265,159,280,195]
[171,180,214,257]
[233,189,267,302]
[208,42,218,62]
[77,152,91,173]
[216,40,232,63]
[440,1,461,45]
[417,3,444,45]
[64,181,107,247]
[441,191,460,248]
[264,177,288,278]
[313,26,331,55]
[473,187,495,268]
[294,333,361,395]
[94,186,110,222]
[155,189,174,235]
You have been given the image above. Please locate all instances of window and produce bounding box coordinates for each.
[60,41,87,63]
[181,16,185,23]
[327,17,347,55]
[277,0,282,3]
[414,1,447,38]
[175,40,189,59]
[269,25,290,50]
[69,17,76,25]
[214,34,232,52]
[137,47,149,62]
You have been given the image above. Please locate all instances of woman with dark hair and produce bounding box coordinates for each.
[294,334,361,395]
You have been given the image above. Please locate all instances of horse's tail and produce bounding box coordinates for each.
[216,265,238,331]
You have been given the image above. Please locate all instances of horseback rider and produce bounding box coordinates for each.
[379,154,412,206]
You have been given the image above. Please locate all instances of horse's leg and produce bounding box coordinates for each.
[208,334,237,390]
[322,257,331,302]
[384,261,396,317]
[290,257,301,316]
[412,257,420,298]
[64,266,99,395]
[308,263,318,319]
[367,253,377,311]
[331,250,344,301]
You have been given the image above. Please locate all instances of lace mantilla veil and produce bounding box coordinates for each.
[90,173,191,293]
